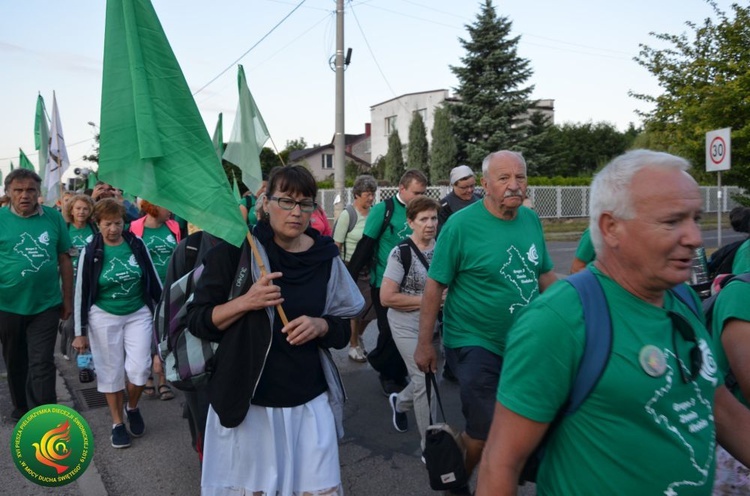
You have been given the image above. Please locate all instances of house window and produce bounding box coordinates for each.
[322,153,333,169]
[385,116,397,135]
[414,108,427,123]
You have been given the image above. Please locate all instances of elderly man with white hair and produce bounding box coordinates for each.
[416,150,557,495]
[476,149,750,495]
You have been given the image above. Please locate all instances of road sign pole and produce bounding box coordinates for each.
[717,171,722,247]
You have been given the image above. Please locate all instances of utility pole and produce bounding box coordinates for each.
[333,0,345,217]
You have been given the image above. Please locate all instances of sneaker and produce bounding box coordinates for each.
[111,423,131,448]
[389,393,408,432]
[348,345,366,363]
[125,407,145,437]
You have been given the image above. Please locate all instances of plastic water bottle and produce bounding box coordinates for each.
[77,352,95,383]
[690,247,709,285]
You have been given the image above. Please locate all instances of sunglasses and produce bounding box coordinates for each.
[667,311,703,384]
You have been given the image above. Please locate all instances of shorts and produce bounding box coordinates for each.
[444,345,503,441]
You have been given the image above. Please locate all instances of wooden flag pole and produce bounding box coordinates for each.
[245,231,289,326]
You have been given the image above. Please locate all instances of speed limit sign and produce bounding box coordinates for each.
[706,128,731,172]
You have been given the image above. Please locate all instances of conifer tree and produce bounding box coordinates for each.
[407,112,429,179]
[450,0,534,167]
[429,106,458,183]
[384,130,405,185]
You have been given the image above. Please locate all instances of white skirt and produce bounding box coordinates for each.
[201,392,342,496]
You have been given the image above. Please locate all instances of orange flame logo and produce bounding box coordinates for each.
[32,420,71,474]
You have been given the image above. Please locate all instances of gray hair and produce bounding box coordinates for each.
[481,151,527,175]
[4,168,42,192]
[589,149,691,254]
[351,174,378,198]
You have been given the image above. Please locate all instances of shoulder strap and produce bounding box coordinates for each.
[378,197,395,239]
[345,204,358,233]
[184,231,204,271]
[670,283,700,318]
[406,237,431,271]
[398,242,412,289]
[229,241,252,301]
[563,269,612,416]
[425,372,448,424]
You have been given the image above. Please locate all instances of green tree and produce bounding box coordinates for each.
[632,2,750,188]
[517,111,565,177]
[407,112,429,178]
[384,130,405,185]
[450,0,534,167]
[553,122,633,176]
[429,106,458,183]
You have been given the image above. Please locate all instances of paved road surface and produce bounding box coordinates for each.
[0,229,742,495]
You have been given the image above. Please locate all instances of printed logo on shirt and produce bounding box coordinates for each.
[526,244,539,266]
[101,256,140,298]
[145,233,177,269]
[698,338,718,386]
[14,231,53,277]
[646,345,717,494]
[499,245,540,313]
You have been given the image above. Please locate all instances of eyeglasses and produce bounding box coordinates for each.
[667,311,703,384]
[268,196,317,213]
[455,183,476,191]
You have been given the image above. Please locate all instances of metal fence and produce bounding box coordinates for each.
[318,186,745,219]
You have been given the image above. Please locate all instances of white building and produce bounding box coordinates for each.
[369,89,554,166]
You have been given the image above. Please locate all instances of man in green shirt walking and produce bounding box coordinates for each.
[0,169,73,421]
[416,151,557,494]
[477,150,750,495]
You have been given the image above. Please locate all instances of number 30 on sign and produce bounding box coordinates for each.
[706,128,731,172]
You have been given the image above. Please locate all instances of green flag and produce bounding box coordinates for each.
[99,0,246,246]
[212,112,224,161]
[19,149,35,171]
[223,65,270,196]
[87,170,99,190]
[10,161,14,171]
[34,94,49,183]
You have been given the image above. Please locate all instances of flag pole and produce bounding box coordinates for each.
[245,231,289,325]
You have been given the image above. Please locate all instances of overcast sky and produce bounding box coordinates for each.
[0,0,734,179]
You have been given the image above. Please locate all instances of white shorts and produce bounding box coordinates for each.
[201,392,342,496]
[88,304,153,393]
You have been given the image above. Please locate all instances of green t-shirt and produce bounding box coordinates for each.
[429,202,553,356]
[731,238,750,274]
[241,195,258,228]
[0,206,71,315]
[499,267,719,495]
[362,197,410,287]
[68,224,95,279]
[575,227,595,263]
[708,278,750,407]
[96,241,144,316]
[141,224,177,284]
[332,207,367,263]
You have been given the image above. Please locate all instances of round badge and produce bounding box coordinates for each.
[10,404,94,487]
[639,345,667,378]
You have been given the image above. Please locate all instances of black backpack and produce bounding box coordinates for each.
[707,238,746,279]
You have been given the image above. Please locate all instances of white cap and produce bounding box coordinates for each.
[450,165,474,185]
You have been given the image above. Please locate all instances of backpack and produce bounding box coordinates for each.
[707,239,746,279]
[396,237,430,289]
[519,269,700,483]
[332,204,358,259]
[154,240,250,391]
[347,197,396,279]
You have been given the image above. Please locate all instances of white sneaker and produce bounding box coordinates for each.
[348,345,366,363]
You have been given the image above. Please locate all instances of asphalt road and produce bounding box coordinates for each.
[0,228,744,495]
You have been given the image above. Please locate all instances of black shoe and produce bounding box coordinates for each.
[389,393,408,432]
[442,364,458,383]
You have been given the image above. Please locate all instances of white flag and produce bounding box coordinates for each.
[43,92,70,205]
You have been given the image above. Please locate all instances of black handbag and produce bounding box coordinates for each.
[423,372,468,491]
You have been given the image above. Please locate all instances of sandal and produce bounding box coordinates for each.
[142,377,156,398]
[158,384,175,401]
